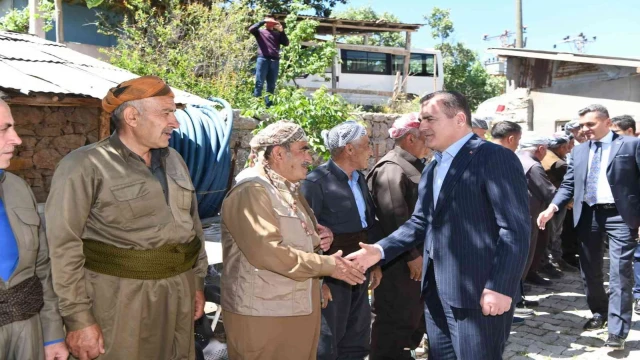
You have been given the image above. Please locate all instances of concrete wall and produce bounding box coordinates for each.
[530,75,640,134]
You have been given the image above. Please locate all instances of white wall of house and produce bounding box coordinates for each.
[530,74,640,134]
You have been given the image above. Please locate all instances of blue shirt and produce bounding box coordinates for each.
[376,132,475,259]
[348,171,368,229]
[433,132,475,206]
[0,172,19,282]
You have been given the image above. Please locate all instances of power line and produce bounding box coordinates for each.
[553,33,597,53]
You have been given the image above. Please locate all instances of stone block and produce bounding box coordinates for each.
[373,114,387,123]
[10,106,44,125]
[35,137,52,151]
[234,116,260,131]
[53,134,87,152]
[35,126,62,137]
[33,149,62,170]
[44,110,67,126]
[73,123,86,134]
[21,136,38,150]
[67,107,100,124]
[16,127,36,136]
[18,150,34,158]
[63,125,75,135]
[7,157,34,171]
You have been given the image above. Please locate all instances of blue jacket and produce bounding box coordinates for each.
[552,133,640,229]
[378,135,530,308]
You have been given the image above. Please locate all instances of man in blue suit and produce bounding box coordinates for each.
[538,105,640,350]
[347,91,530,359]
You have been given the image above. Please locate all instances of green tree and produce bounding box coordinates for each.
[236,0,347,17]
[331,6,405,47]
[425,7,504,109]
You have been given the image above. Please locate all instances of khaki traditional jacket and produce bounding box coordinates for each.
[220,166,336,317]
[0,171,64,343]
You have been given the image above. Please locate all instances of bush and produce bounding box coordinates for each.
[105,1,258,109]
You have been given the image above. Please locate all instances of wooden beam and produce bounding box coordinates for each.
[402,32,412,93]
[331,25,337,92]
[99,109,110,140]
[3,94,101,107]
[317,24,419,33]
[303,87,394,97]
[335,43,410,56]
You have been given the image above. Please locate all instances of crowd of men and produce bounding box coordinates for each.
[1,73,640,360]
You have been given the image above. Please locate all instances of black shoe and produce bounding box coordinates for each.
[583,314,607,330]
[515,304,534,316]
[540,263,563,279]
[604,334,625,350]
[634,299,640,315]
[555,258,579,272]
[520,299,539,307]
[562,254,580,268]
[526,272,552,286]
[512,316,525,324]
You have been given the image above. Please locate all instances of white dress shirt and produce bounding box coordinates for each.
[587,131,615,204]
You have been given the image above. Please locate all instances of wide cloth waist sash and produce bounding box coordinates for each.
[83,237,202,280]
[0,276,43,327]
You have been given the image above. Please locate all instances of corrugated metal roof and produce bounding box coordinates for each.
[488,47,640,68]
[0,30,214,106]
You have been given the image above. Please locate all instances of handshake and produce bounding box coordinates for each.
[326,242,383,285]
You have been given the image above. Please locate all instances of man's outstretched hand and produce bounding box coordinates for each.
[345,242,382,272]
[329,250,366,285]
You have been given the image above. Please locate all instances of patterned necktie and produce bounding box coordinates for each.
[584,142,602,206]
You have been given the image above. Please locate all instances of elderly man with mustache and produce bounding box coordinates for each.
[220,121,366,359]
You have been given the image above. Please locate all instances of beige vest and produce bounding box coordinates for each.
[221,173,316,317]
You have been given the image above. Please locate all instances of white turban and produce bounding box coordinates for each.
[389,112,421,139]
[322,120,367,151]
[519,132,550,149]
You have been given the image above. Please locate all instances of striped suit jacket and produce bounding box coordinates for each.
[378,135,530,308]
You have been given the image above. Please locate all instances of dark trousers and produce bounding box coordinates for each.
[634,242,640,300]
[562,208,580,258]
[317,275,371,360]
[253,56,279,105]
[423,263,514,360]
[370,256,425,360]
[577,203,638,338]
[529,226,549,274]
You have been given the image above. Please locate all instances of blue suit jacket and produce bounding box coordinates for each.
[552,133,640,229]
[378,135,530,309]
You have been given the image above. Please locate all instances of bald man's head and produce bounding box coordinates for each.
[0,100,22,169]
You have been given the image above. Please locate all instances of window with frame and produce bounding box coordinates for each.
[392,54,436,77]
[341,50,390,74]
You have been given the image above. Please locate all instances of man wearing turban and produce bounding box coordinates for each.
[45,76,209,359]
[220,121,366,359]
[301,120,384,360]
[366,112,430,360]
[517,133,557,291]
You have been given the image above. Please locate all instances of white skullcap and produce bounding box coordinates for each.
[519,132,550,149]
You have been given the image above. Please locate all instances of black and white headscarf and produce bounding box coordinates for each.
[321,120,367,151]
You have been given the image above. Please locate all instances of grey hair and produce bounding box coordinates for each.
[578,104,609,119]
[330,146,345,159]
[111,99,145,131]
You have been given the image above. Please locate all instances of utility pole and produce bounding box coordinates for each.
[515,0,523,48]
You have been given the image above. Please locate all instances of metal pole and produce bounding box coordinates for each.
[515,0,523,48]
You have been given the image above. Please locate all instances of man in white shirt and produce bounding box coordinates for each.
[538,104,640,350]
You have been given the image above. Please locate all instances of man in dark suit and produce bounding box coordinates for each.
[301,120,384,360]
[346,91,530,359]
[538,104,640,350]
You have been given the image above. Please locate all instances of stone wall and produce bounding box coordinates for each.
[8,105,101,202]
[228,111,405,178]
[8,105,401,202]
